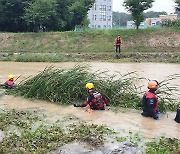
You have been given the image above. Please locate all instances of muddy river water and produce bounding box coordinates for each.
[0,62,180,139]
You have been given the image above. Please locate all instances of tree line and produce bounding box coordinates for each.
[0,0,180,32]
[123,0,180,29]
[112,11,169,27]
[0,0,95,32]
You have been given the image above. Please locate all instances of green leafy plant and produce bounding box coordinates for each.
[146,137,180,154]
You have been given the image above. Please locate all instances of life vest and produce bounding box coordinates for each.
[5,80,14,86]
[175,107,180,123]
[144,91,158,112]
[85,91,107,110]
[115,37,122,45]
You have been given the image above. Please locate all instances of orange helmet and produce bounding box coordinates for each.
[147,81,158,90]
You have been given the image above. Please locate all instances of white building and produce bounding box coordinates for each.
[88,0,113,29]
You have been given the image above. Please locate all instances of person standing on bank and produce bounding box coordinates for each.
[114,34,122,54]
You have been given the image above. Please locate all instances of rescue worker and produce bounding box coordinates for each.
[174,106,180,123]
[74,83,109,110]
[4,75,15,89]
[141,80,160,120]
[114,34,122,53]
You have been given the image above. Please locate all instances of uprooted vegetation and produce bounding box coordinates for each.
[10,65,180,112]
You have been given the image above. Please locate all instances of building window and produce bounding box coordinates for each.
[93,15,97,20]
[108,6,111,11]
[100,14,106,21]
[108,16,111,21]
[100,5,106,11]
[92,4,97,10]
[99,5,106,21]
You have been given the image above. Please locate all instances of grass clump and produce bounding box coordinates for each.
[12,64,142,109]
[146,137,180,154]
[15,53,65,62]
[0,109,40,131]
[0,124,65,153]
[156,74,180,112]
[66,123,115,146]
[0,109,114,153]
[11,64,180,112]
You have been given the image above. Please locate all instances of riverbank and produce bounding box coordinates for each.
[1,28,180,53]
[0,52,180,63]
[1,28,180,63]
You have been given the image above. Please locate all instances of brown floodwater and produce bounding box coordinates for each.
[0,95,179,139]
[0,62,180,139]
[0,61,180,89]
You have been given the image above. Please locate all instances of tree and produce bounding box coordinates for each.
[0,0,95,32]
[23,0,57,32]
[24,0,95,31]
[64,0,95,30]
[123,0,154,29]
[144,11,167,18]
[174,11,180,16]
[175,0,180,11]
[0,0,34,32]
[112,12,132,27]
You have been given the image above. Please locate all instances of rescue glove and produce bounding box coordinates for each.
[74,104,80,107]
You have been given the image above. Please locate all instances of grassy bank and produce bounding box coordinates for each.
[1,52,180,63]
[0,28,180,54]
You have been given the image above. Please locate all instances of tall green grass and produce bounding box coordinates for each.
[13,65,142,108]
[12,65,180,112]
[156,74,180,112]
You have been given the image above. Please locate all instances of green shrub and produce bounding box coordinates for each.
[146,137,180,154]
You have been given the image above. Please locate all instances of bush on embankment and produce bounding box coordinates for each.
[11,65,179,112]
[0,28,180,53]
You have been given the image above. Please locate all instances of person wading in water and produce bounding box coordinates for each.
[141,80,160,120]
[74,83,109,111]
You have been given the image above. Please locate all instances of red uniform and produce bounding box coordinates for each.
[75,90,109,110]
[83,90,109,110]
[5,80,14,89]
[141,90,159,119]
